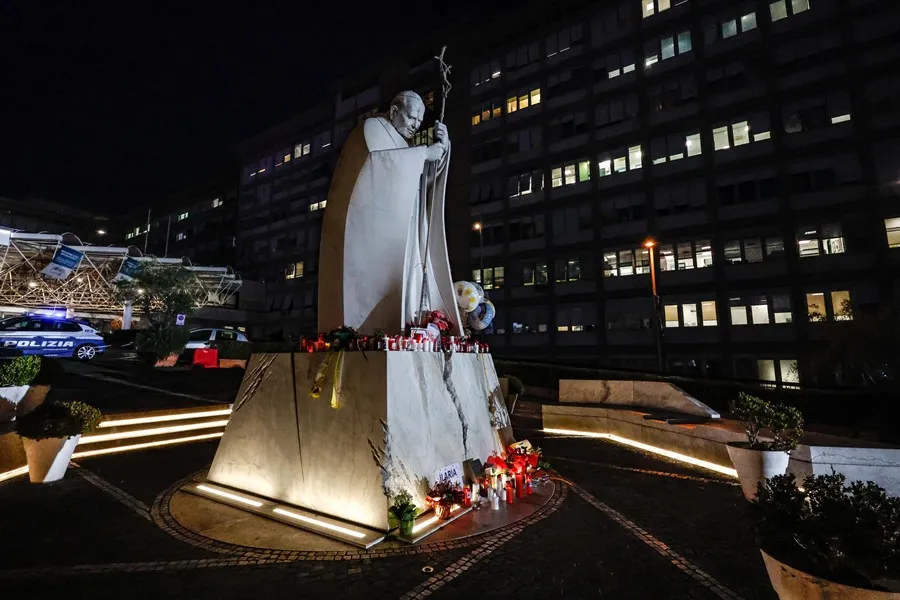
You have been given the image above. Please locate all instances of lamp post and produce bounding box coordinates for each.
[644,238,664,373]
[473,222,483,284]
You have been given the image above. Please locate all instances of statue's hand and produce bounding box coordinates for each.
[425,121,449,162]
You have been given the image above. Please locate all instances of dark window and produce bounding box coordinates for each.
[718,184,736,205]
[189,329,212,342]
[738,181,756,203]
[0,317,29,331]
[759,177,778,199]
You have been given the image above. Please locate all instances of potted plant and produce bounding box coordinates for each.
[388,490,418,536]
[754,473,900,598]
[15,400,102,483]
[136,323,190,367]
[504,374,525,414]
[727,392,803,500]
[0,356,42,423]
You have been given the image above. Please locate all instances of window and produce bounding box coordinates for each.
[603,49,636,79]
[474,266,505,290]
[413,127,434,147]
[773,294,792,323]
[798,224,845,257]
[508,170,544,197]
[598,144,641,178]
[176,232,186,241]
[722,19,738,39]
[523,262,549,286]
[603,248,650,277]
[659,240,713,271]
[731,294,792,325]
[546,24,583,58]
[806,292,826,322]
[472,99,503,126]
[510,216,545,241]
[471,60,502,87]
[555,258,582,282]
[472,138,503,163]
[831,290,852,321]
[551,160,591,187]
[724,237,784,263]
[178,212,189,221]
[628,146,642,170]
[212,197,223,208]
[506,42,540,72]
[557,305,592,333]
[650,131,702,165]
[309,200,327,211]
[189,329,212,342]
[741,12,758,31]
[664,301,717,328]
[507,86,541,113]
[549,112,589,142]
[885,218,900,248]
[285,261,304,280]
[771,0,809,22]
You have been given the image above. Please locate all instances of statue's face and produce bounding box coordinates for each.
[389,98,425,140]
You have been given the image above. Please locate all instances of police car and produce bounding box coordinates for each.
[0,315,106,361]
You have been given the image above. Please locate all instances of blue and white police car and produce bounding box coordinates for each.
[0,315,106,361]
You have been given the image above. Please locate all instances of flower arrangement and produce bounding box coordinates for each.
[388,490,418,536]
[423,310,452,334]
[324,326,361,351]
[425,481,465,520]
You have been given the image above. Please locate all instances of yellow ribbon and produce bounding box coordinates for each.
[309,351,344,410]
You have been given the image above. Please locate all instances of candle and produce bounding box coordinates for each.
[499,484,506,503]
[471,482,479,503]
[515,473,525,499]
[505,481,514,504]
[463,486,472,507]
[491,490,499,510]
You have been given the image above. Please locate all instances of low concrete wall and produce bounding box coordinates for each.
[543,404,900,495]
[558,379,720,418]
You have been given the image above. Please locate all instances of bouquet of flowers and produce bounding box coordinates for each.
[324,326,360,351]
[506,444,543,471]
[425,480,465,520]
[423,310,452,333]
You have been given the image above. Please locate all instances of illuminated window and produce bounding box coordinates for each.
[564,165,576,186]
[682,304,699,327]
[885,218,900,248]
[578,161,591,182]
[664,305,680,328]
[212,198,223,208]
[614,157,627,173]
[508,170,544,197]
[773,294,792,323]
[628,146,642,170]
[832,290,852,321]
[303,143,311,155]
[791,0,810,14]
[686,133,702,157]
[713,126,730,150]
[701,301,717,326]
[283,152,291,163]
[309,200,327,212]
[731,121,750,146]
[531,88,541,105]
[722,19,738,38]
[176,232,187,241]
[798,224,844,257]
[552,160,590,187]
[523,262,548,286]
[285,261,304,280]
[659,240,713,271]
[806,292,826,322]
[178,212,189,221]
[741,12,757,31]
[507,87,541,114]
[831,114,851,124]
[806,290,853,322]
[597,159,612,177]
[555,258,582,282]
[474,266,504,290]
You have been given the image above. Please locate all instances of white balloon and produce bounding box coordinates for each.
[454,281,484,313]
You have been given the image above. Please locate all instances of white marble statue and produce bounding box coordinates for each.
[318,91,463,335]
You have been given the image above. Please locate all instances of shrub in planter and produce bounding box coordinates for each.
[16,400,102,483]
[136,324,190,363]
[728,392,804,500]
[506,375,525,397]
[754,473,900,596]
[388,490,418,536]
[0,356,42,423]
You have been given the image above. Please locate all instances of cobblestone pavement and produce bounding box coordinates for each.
[0,401,776,599]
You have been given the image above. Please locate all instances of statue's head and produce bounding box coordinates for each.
[388,91,425,140]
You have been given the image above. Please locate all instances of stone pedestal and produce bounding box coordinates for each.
[207,352,509,532]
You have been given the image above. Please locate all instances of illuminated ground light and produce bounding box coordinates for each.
[542,428,738,478]
[0,466,29,484]
[196,484,262,508]
[72,432,223,458]
[79,420,229,444]
[98,408,232,428]
[411,504,462,534]
[272,508,366,539]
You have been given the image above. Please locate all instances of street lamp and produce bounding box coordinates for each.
[96,229,107,236]
[644,238,664,373]
[473,222,483,285]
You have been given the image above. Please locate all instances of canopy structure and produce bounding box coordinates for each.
[0,231,241,315]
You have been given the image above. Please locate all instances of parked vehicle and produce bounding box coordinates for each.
[0,316,106,361]
[184,328,249,350]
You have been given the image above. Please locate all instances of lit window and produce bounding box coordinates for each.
[294,144,304,159]
[791,0,810,14]
[628,146,642,170]
[623,63,635,74]
[730,300,749,326]
[741,12,758,31]
[285,261,304,280]
[578,161,591,182]
[643,1,655,18]
[664,305,680,327]
[713,127,730,151]
[507,97,517,114]
[613,157,627,173]
[178,212,189,221]
[677,31,692,53]
[125,233,133,240]
[753,131,772,142]
[750,298,770,325]
[283,153,291,163]
[472,114,481,126]
[701,301,718,326]
[686,133,702,156]
[695,240,713,267]
[608,68,621,79]
[551,168,563,188]
[722,19,738,39]
[830,114,851,124]
[798,224,844,257]
[212,198,223,208]
[523,262,548,286]
[832,290,852,320]
[598,159,612,177]
[683,304,699,327]
[176,232,186,241]
[661,36,675,60]
[531,88,541,105]
[770,0,788,21]
[731,121,750,146]
[773,294,792,323]
[645,55,659,68]
[303,144,311,155]
[564,165,576,186]
[806,292,826,322]
[885,218,900,248]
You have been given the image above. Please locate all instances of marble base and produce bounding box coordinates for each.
[558,379,720,419]
[208,352,510,532]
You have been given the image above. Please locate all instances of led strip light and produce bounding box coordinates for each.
[196,484,262,507]
[542,428,738,478]
[412,504,462,534]
[98,408,232,428]
[79,420,229,444]
[72,432,223,458]
[272,508,366,539]
[0,465,29,484]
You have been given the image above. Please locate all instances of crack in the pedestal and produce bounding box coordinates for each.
[441,354,469,456]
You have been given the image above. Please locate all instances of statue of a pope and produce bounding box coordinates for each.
[317,90,462,335]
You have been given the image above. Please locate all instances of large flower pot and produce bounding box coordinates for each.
[22,435,80,483]
[0,385,30,423]
[399,516,415,537]
[727,443,791,500]
[761,550,898,599]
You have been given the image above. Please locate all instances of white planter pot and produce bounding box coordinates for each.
[0,385,30,423]
[727,443,791,500]
[22,435,80,483]
[762,550,898,599]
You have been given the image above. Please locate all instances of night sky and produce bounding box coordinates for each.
[2,1,495,213]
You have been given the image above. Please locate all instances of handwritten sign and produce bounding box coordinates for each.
[432,462,464,488]
[508,440,533,452]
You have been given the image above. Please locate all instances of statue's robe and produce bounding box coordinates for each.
[318,116,462,334]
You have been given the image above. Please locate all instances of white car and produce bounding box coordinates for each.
[184,328,249,349]
[0,315,106,360]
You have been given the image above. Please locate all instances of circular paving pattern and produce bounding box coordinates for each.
[153,470,567,560]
